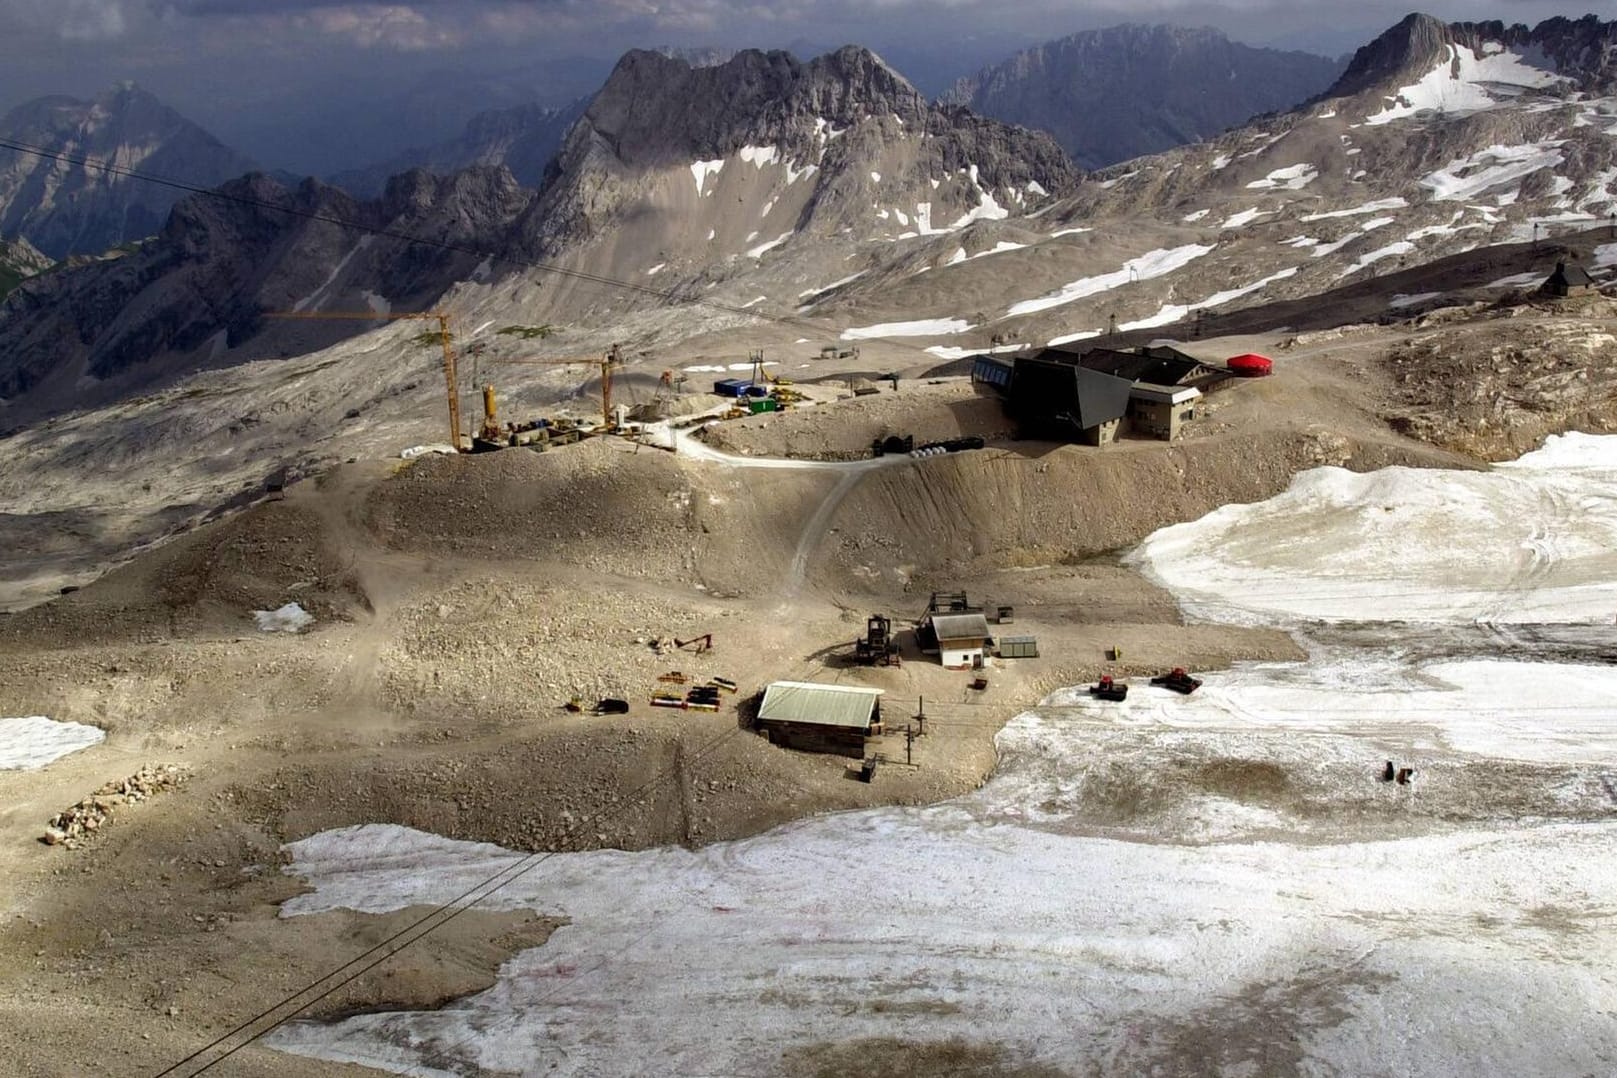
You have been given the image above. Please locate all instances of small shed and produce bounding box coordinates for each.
[756,681,884,757]
[1127,383,1202,440]
[922,611,993,668]
[999,635,1039,659]
[1541,260,1595,298]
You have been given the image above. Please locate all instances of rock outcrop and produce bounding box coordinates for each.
[1326,13,1617,103]
[0,167,532,412]
[0,234,49,297]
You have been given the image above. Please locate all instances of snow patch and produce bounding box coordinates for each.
[1246,163,1318,190]
[0,716,105,770]
[690,159,725,196]
[841,318,973,340]
[1366,42,1567,126]
[746,232,793,258]
[739,145,779,168]
[1221,207,1269,229]
[1135,433,1617,624]
[1300,198,1408,221]
[1419,142,1564,202]
[254,603,313,633]
[797,271,867,300]
[1118,267,1298,332]
[1389,291,1443,309]
[1338,241,1414,277]
[1180,209,1210,222]
[1006,245,1216,318]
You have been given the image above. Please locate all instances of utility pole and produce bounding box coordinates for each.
[904,723,916,766]
[915,696,926,737]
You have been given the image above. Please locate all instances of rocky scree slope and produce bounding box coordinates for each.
[942,24,1344,170]
[894,12,1617,355]
[504,46,1076,280]
[0,83,257,260]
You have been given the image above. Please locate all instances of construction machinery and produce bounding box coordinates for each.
[268,309,466,450]
[486,343,623,431]
[1150,667,1203,695]
[854,615,900,666]
[1088,675,1128,702]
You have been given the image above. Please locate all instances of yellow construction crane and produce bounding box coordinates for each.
[485,343,623,430]
[267,309,466,450]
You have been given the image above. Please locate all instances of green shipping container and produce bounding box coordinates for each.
[999,636,1038,659]
[749,398,778,414]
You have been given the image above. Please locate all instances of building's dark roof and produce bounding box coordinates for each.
[1544,260,1596,290]
[1008,358,1132,434]
[1057,346,1207,386]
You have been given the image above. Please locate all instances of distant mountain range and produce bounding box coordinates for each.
[328,99,589,198]
[942,24,1345,170]
[0,45,1075,413]
[0,83,258,260]
[3,12,1614,425]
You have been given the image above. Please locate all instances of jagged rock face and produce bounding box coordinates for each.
[0,167,531,411]
[0,235,49,297]
[941,24,1344,170]
[329,98,589,197]
[1326,13,1617,109]
[0,84,257,260]
[514,46,1077,261]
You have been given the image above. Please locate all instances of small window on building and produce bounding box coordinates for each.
[1180,409,1194,421]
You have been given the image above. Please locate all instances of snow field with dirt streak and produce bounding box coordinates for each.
[267,434,1617,1077]
[1132,433,1617,626]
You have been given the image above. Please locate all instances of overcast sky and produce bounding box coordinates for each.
[0,1,1601,173]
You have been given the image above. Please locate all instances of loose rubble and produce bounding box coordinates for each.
[42,764,189,849]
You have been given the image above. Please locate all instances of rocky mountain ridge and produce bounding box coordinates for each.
[0,167,531,412]
[0,83,257,260]
[0,235,49,298]
[941,24,1344,170]
[0,45,1076,416]
[1327,12,1617,103]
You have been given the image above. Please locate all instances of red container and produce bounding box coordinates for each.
[1227,353,1273,377]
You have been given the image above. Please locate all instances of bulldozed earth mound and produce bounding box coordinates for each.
[0,498,367,648]
[698,380,1014,461]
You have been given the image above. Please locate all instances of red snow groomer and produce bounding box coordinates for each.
[1150,667,1203,694]
[1088,675,1128,702]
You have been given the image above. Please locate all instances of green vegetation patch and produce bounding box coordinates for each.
[496,324,556,340]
